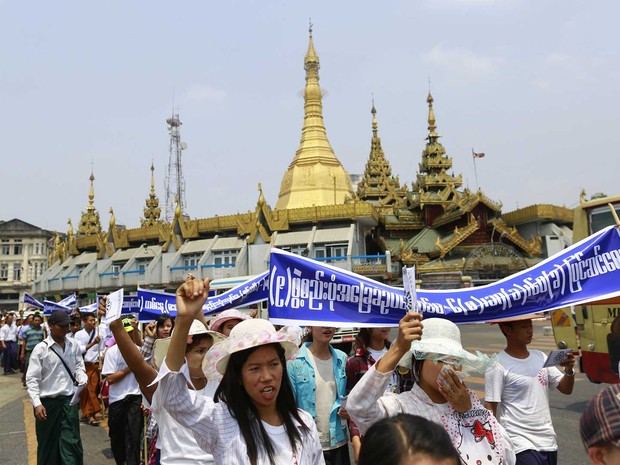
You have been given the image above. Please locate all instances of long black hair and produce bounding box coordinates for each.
[358,414,460,465]
[352,328,391,353]
[214,343,309,465]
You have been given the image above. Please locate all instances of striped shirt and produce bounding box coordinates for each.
[23,327,45,351]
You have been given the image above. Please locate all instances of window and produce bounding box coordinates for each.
[280,245,308,256]
[0,264,7,281]
[137,260,149,273]
[110,264,121,274]
[314,243,348,260]
[75,264,87,276]
[14,240,23,255]
[213,250,237,266]
[1,241,9,256]
[13,263,21,281]
[183,254,201,269]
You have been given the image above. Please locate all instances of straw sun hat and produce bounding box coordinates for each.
[153,319,226,370]
[208,319,301,375]
[410,318,495,375]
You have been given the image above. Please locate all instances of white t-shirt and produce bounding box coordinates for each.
[367,346,399,393]
[261,421,296,465]
[153,384,215,464]
[102,344,141,404]
[307,350,346,451]
[485,349,564,454]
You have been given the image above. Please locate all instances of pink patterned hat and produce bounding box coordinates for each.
[211,319,300,375]
[209,309,250,334]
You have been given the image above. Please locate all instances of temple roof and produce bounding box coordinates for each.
[356,103,408,210]
[275,27,355,211]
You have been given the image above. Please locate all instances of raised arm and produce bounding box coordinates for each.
[99,296,157,403]
[166,275,211,371]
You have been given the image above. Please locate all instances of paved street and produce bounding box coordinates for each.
[0,319,600,464]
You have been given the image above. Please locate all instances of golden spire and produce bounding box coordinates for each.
[141,162,162,227]
[427,91,439,141]
[415,92,463,196]
[275,26,355,210]
[357,102,406,208]
[77,170,102,236]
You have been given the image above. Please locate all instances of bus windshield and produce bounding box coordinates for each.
[589,204,620,234]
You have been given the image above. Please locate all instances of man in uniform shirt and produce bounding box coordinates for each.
[26,310,87,465]
[75,312,105,425]
[0,313,19,374]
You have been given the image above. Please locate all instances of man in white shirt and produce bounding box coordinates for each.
[102,317,144,465]
[0,313,19,374]
[74,312,105,426]
[485,316,575,465]
[26,310,87,465]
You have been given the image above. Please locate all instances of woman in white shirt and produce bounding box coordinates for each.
[347,314,515,465]
[156,275,324,465]
[99,297,223,465]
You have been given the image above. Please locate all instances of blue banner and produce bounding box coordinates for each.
[24,293,44,310]
[43,300,73,316]
[136,272,269,321]
[268,225,620,326]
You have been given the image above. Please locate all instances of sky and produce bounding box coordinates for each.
[2,0,619,233]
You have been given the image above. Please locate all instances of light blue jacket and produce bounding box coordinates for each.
[287,343,348,447]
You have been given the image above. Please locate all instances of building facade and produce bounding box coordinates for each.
[0,219,55,311]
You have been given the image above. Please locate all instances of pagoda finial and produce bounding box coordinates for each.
[77,170,102,236]
[371,96,378,138]
[426,90,438,141]
[142,163,162,227]
[88,170,95,208]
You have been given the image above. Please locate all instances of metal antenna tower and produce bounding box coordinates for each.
[164,111,187,222]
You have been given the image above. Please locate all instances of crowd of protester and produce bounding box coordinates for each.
[0,279,611,465]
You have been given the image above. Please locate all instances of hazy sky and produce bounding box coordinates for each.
[2,1,618,233]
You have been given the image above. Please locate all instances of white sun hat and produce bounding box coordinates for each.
[153,319,226,370]
[410,317,495,375]
[210,319,301,375]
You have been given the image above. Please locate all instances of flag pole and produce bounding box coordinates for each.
[472,148,479,190]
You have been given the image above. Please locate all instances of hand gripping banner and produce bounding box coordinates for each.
[268,225,620,326]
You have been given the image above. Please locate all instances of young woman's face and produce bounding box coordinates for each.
[369,327,391,341]
[221,319,242,337]
[310,326,336,344]
[420,358,462,391]
[186,337,214,371]
[241,345,283,412]
[157,319,173,338]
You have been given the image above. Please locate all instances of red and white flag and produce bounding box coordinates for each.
[472,148,485,158]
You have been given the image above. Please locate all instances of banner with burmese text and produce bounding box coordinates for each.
[136,271,269,321]
[268,225,620,326]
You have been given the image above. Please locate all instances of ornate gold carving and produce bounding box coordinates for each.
[488,218,542,257]
[435,214,478,258]
[77,172,102,236]
[141,162,162,227]
[502,204,572,226]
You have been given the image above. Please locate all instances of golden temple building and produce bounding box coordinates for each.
[34,30,573,303]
